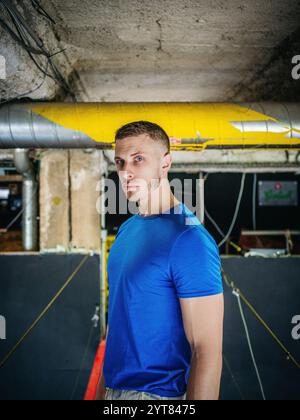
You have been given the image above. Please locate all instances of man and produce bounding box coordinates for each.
[95,121,224,400]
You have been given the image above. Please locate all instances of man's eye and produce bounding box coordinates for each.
[135,156,143,162]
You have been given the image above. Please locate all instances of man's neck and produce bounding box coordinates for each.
[138,180,180,217]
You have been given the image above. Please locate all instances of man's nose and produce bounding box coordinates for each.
[120,170,134,183]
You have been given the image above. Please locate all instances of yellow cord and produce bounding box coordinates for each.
[0,254,90,369]
[222,267,300,370]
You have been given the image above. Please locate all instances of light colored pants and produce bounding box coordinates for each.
[105,387,186,400]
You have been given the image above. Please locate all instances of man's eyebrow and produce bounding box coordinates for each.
[114,152,145,160]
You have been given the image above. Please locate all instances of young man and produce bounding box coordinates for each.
[95,121,224,401]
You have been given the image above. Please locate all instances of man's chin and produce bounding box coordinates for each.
[126,191,140,202]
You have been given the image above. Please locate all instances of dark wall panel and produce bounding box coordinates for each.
[0,254,100,400]
[221,257,300,400]
[1,254,299,400]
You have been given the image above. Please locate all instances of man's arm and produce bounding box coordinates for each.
[179,294,224,400]
[94,325,109,400]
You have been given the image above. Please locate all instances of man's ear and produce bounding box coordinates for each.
[162,152,172,173]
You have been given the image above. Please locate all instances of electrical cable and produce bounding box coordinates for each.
[30,0,56,24]
[252,174,257,230]
[222,268,300,370]
[233,290,267,400]
[6,5,45,54]
[218,173,246,248]
[0,254,90,369]
[69,321,97,400]
[5,7,62,83]
[3,5,62,89]
[0,183,38,235]
[205,186,300,388]
[0,0,76,100]
[205,207,226,239]
[205,207,248,254]
[1,0,44,49]
[0,14,44,55]
[223,355,245,400]
[185,184,245,254]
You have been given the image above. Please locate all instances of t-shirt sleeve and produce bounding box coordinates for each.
[169,227,223,298]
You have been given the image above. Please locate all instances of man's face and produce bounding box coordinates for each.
[114,134,171,202]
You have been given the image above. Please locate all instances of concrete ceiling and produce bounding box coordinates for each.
[0,0,300,102]
[44,0,300,101]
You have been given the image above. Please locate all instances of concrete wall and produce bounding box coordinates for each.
[39,150,70,251]
[70,150,102,251]
[39,150,103,252]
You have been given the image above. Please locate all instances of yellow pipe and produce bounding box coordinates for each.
[0,102,300,150]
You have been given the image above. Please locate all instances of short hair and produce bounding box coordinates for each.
[115,121,170,153]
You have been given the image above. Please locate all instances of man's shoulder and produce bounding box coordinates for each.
[174,222,218,251]
[116,214,137,236]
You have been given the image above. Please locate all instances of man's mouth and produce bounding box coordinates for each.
[124,184,139,191]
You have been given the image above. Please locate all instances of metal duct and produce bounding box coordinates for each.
[0,102,300,151]
[14,149,38,251]
[0,151,14,160]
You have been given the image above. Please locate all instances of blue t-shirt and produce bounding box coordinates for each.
[103,202,223,397]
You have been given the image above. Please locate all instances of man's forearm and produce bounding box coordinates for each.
[186,350,223,400]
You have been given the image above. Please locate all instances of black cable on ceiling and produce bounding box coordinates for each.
[0,0,76,101]
[1,0,44,49]
[2,4,63,86]
[30,0,56,25]
[0,14,44,55]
